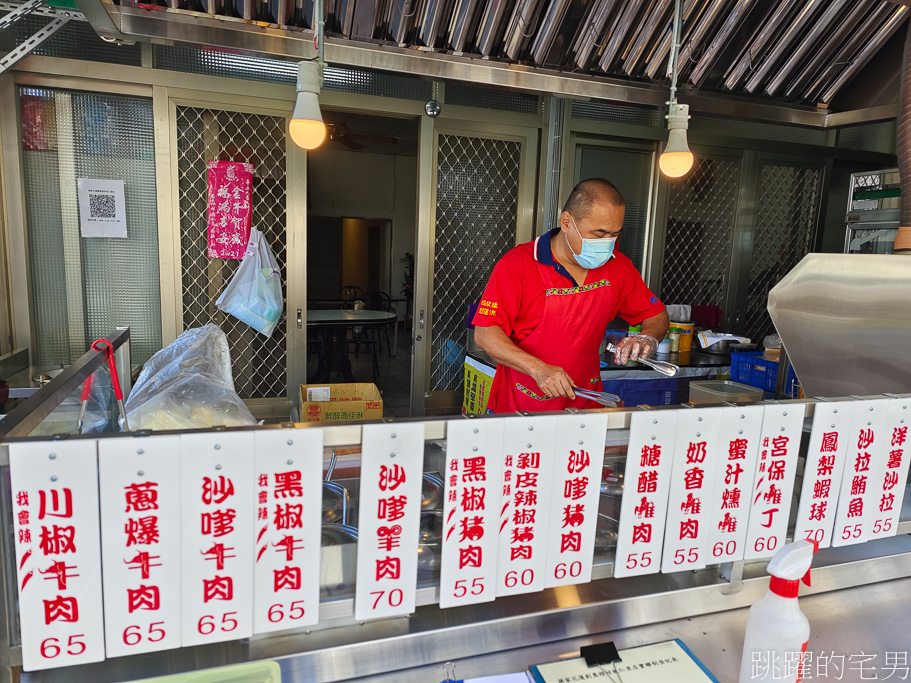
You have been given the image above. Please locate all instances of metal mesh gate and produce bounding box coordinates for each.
[660,158,740,308]
[431,135,522,391]
[744,164,821,342]
[175,106,288,399]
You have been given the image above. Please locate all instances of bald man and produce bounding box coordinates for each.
[472,178,669,413]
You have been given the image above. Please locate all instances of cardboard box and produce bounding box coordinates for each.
[462,355,496,415]
[298,383,383,423]
[764,348,781,362]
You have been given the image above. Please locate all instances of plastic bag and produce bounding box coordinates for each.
[216,228,283,337]
[124,324,256,430]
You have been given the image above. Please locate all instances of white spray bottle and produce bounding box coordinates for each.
[738,540,816,683]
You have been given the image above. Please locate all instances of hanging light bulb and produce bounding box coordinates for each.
[658,0,694,178]
[290,60,326,150]
[659,102,693,178]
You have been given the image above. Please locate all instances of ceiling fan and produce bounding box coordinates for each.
[326,122,399,151]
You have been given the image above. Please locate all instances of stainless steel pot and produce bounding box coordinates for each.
[417,510,443,575]
[421,473,445,511]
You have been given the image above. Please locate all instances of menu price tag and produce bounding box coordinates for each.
[869,399,911,540]
[99,436,182,657]
[439,418,506,609]
[743,405,807,560]
[10,441,106,671]
[661,408,723,573]
[706,405,764,563]
[253,429,323,633]
[496,415,558,597]
[180,433,255,646]
[832,399,890,547]
[355,423,425,621]
[543,413,608,588]
[793,402,856,549]
[613,410,679,579]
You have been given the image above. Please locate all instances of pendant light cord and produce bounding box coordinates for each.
[667,0,683,106]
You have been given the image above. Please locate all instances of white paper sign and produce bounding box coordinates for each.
[253,429,323,633]
[180,433,255,646]
[793,402,856,549]
[99,436,182,657]
[10,441,105,671]
[496,415,558,597]
[355,423,425,621]
[869,398,911,540]
[544,413,608,588]
[439,418,506,609]
[77,178,127,238]
[613,410,679,579]
[707,405,764,563]
[832,399,891,546]
[661,408,723,572]
[743,404,807,560]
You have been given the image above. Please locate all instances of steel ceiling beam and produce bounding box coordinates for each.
[71,0,898,127]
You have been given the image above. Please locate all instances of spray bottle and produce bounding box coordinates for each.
[738,540,816,683]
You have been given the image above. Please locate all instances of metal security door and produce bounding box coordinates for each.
[740,160,823,342]
[413,123,537,416]
[174,105,294,401]
[659,155,744,322]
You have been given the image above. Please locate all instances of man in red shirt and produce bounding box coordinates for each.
[473,178,669,413]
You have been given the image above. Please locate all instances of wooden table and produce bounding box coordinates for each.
[307,310,397,383]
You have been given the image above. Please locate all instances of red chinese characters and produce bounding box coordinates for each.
[199,476,237,604]
[122,481,162,614]
[376,463,408,583]
[207,161,253,259]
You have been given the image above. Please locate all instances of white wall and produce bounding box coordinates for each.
[308,149,417,308]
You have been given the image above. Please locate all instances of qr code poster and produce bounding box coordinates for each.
[77,178,127,238]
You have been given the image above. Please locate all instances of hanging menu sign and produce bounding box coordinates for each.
[179,432,255,646]
[832,399,891,547]
[439,418,506,609]
[10,441,106,671]
[869,398,911,540]
[661,408,723,573]
[793,402,856,549]
[613,410,679,579]
[706,405,764,563]
[99,436,182,657]
[495,415,558,597]
[743,404,807,561]
[544,413,609,588]
[354,423,425,621]
[252,429,323,633]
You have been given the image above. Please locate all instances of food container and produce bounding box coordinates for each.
[669,321,694,353]
[669,329,680,352]
[689,380,764,405]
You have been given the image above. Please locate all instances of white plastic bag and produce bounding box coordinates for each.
[124,324,256,430]
[216,228,283,337]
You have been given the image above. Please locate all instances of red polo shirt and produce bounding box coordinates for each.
[472,228,665,340]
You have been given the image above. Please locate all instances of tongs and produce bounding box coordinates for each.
[572,387,621,407]
[77,339,130,434]
[606,342,679,377]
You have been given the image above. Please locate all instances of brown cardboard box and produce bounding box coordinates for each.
[299,383,383,423]
[764,348,781,362]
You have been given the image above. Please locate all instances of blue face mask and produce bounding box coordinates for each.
[566,214,617,269]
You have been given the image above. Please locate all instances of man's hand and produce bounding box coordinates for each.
[613,334,659,365]
[531,363,576,400]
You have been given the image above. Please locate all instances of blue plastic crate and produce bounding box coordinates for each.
[731,351,798,396]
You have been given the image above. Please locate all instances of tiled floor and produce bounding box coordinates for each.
[306,323,414,418]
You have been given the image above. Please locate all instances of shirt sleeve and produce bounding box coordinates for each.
[471,255,523,337]
[616,261,666,325]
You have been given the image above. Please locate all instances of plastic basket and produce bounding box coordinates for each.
[730,351,798,396]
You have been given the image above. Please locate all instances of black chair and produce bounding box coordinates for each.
[339,285,365,301]
[364,291,395,356]
[342,298,379,381]
[306,300,323,361]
